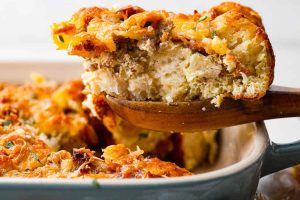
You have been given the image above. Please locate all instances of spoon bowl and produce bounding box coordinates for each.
[105,85,300,132]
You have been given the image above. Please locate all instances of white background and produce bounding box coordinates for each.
[0,0,299,143]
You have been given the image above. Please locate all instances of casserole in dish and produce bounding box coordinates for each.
[0,61,300,200]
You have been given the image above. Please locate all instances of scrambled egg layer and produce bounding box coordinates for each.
[52,2,275,104]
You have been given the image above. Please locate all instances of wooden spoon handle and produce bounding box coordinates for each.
[260,85,300,119]
[105,85,300,132]
[207,85,300,130]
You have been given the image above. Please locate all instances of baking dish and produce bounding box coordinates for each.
[0,61,300,200]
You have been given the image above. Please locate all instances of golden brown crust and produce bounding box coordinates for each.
[0,78,99,151]
[0,128,191,178]
[208,2,263,27]
[51,2,271,58]
[116,5,145,20]
[0,78,192,178]
[0,127,51,175]
[258,28,275,88]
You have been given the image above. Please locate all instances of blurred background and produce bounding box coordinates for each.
[0,0,299,142]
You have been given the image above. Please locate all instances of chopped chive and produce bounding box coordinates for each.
[30,150,42,164]
[4,141,14,149]
[198,15,207,22]
[58,35,64,43]
[212,30,217,38]
[193,16,208,30]
[92,179,101,189]
[138,132,149,140]
[2,120,12,126]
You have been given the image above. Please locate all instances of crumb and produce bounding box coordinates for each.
[210,95,224,107]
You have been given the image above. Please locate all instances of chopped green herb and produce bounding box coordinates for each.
[30,150,42,164]
[92,179,101,189]
[138,132,149,140]
[2,120,12,126]
[211,30,217,38]
[4,141,14,149]
[58,35,64,43]
[198,15,207,22]
[144,21,152,27]
[193,16,208,30]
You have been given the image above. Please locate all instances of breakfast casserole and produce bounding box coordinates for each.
[52,2,275,106]
[0,77,218,177]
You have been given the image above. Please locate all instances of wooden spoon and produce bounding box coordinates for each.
[104,85,300,132]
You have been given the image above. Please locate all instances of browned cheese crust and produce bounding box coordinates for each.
[0,78,100,151]
[0,126,191,178]
[0,78,192,177]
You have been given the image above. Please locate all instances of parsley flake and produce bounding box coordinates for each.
[193,15,208,30]
[92,179,101,189]
[212,30,217,38]
[2,120,12,126]
[198,15,207,22]
[4,141,14,149]
[30,150,42,164]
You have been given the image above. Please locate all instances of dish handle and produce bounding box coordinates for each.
[261,139,300,177]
